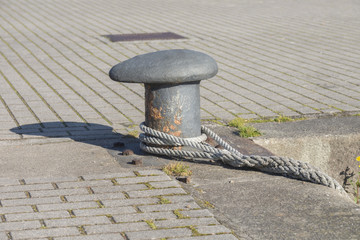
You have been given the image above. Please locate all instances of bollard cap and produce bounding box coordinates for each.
[109,49,218,84]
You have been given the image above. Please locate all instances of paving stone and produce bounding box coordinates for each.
[0,206,34,215]
[168,234,238,240]
[84,222,150,234]
[11,226,80,239]
[125,228,192,240]
[101,198,159,208]
[73,206,137,217]
[138,202,200,213]
[115,175,171,185]
[30,188,89,198]
[24,176,79,184]
[65,192,126,202]
[113,211,177,223]
[45,216,111,227]
[0,183,54,193]
[37,202,99,212]
[5,210,71,221]
[165,195,196,203]
[0,220,41,231]
[0,192,27,200]
[127,188,187,198]
[150,180,181,188]
[54,233,125,240]
[155,217,219,228]
[91,183,148,194]
[56,180,113,189]
[1,196,62,207]
[81,172,136,180]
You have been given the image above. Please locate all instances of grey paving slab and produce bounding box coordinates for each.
[0,0,360,141]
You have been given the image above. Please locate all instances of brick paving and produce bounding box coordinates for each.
[0,170,237,240]
[1,0,360,238]
[0,0,360,142]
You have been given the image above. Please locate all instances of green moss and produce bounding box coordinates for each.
[158,196,171,204]
[188,225,202,236]
[144,220,157,229]
[173,209,189,219]
[163,163,192,177]
[228,118,261,138]
[144,182,155,189]
[201,200,215,209]
[229,115,307,137]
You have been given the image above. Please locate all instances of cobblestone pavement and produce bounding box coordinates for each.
[0,170,237,240]
[1,0,360,141]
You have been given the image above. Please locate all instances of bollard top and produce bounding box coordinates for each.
[109,49,218,84]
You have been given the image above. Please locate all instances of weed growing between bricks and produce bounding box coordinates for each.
[0,170,237,239]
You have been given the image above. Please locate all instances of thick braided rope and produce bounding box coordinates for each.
[139,122,345,193]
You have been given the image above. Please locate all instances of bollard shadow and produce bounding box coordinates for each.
[9,121,187,168]
[9,121,142,154]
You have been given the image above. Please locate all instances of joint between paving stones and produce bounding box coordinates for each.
[1,19,112,126]
[121,232,129,240]
[25,192,31,198]
[60,196,68,203]
[31,205,39,213]
[95,200,105,208]
[39,219,47,229]
[6,232,12,240]
[6,2,145,119]
[51,183,59,190]
[110,178,119,186]
[77,225,87,235]
[78,176,85,182]
[0,95,20,129]
[122,191,130,199]
[134,206,142,213]
[18,180,26,185]
[67,210,76,218]
[105,214,116,224]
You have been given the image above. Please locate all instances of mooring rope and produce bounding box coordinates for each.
[139,122,346,194]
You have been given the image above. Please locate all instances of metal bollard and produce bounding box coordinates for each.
[109,49,218,138]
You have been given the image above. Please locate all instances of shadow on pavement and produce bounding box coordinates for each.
[9,121,141,152]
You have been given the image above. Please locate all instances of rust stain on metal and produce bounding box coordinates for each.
[174,112,182,125]
[174,118,181,125]
[170,125,176,130]
[163,126,170,133]
[151,107,164,120]
[172,131,182,137]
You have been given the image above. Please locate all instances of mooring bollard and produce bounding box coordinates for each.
[108,49,345,193]
[109,49,218,138]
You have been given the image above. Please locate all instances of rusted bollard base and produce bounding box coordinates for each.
[145,81,201,138]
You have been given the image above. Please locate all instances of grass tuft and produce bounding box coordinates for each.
[228,118,261,138]
[163,162,192,177]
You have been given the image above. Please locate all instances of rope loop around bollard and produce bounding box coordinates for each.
[139,122,346,194]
